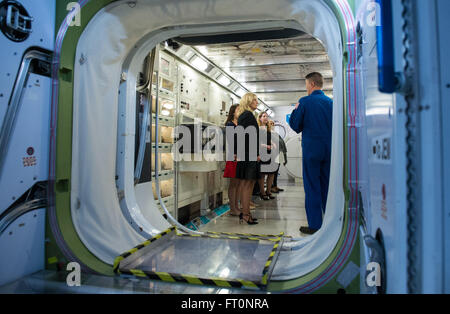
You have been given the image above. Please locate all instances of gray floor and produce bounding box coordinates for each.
[201,179,308,238]
[120,232,278,285]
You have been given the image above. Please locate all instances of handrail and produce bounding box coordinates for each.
[134,49,155,183]
[134,94,151,183]
[0,50,51,179]
[136,48,155,92]
[0,198,46,236]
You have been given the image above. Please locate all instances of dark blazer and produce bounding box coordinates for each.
[237,110,259,161]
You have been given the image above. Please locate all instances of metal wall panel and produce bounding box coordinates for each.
[0,208,46,286]
[437,0,450,294]
[0,74,51,212]
[0,0,55,130]
[358,0,408,293]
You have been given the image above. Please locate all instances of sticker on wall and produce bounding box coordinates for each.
[23,147,37,167]
[371,134,392,164]
[23,156,37,167]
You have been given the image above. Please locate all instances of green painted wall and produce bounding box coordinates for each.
[47,0,119,276]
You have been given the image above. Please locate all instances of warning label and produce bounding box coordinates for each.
[23,156,37,167]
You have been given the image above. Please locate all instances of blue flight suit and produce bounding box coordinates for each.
[289,90,332,230]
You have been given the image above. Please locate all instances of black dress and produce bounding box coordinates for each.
[235,110,260,180]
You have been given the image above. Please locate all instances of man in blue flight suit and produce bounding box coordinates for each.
[289,72,332,235]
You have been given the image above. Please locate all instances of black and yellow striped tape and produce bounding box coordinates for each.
[113,226,176,273]
[114,226,283,290]
[205,231,284,238]
[176,231,282,242]
[261,237,283,285]
[120,269,262,290]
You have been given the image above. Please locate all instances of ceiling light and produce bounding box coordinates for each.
[190,55,208,71]
[163,102,174,110]
[161,110,171,116]
[218,75,231,86]
[236,88,246,97]
[266,109,274,118]
[257,104,265,111]
[197,46,208,55]
[184,50,195,60]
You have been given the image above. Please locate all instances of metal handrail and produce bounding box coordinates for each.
[134,93,151,183]
[134,49,155,183]
[0,198,46,236]
[0,50,51,179]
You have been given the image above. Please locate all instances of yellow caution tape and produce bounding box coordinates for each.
[156,272,176,282]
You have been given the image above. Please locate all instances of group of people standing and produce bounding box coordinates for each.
[223,93,284,225]
[223,72,333,235]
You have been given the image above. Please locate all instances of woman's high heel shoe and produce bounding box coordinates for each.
[239,213,258,225]
[260,194,270,201]
[266,193,275,200]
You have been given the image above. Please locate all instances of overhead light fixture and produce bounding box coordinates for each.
[163,102,174,110]
[266,109,274,118]
[218,75,231,86]
[197,46,209,55]
[190,55,208,71]
[161,110,171,116]
[184,49,195,60]
[236,88,246,97]
[257,104,265,111]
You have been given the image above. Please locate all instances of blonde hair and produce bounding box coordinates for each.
[258,111,272,132]
[237,92,258,117]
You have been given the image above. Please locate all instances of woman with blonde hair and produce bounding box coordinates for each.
[257,112,276,200]
[235,93,260,225]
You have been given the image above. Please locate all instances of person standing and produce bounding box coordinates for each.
[289,72,332,235]
[223,104,241,216]
[269,120,286,194]
[257,112,276,201]
[235,93,260,225]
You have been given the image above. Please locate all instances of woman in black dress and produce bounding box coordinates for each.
[223,104,241,216]
[235,93,260,225]
[257,112,276,200]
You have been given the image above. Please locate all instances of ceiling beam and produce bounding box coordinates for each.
[254,89,333,94]
[242,78,334,83]
[226,61,331,69]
